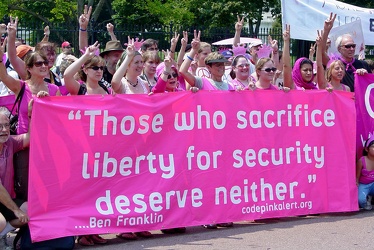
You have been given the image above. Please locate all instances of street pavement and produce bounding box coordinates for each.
[6,211,374,249]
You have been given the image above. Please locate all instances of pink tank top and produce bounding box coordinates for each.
[18,81,59,134]
[359,157,374,184]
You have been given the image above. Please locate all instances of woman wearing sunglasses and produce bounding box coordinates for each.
[64,42,110,96]
[0,39,61,135]
[254,58,279,90]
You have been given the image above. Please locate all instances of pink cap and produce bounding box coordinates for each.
[61,41,70,48]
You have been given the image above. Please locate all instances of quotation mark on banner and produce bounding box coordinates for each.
[68,110,82,120]
[308,174,317,183]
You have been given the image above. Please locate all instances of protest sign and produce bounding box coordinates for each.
[28,90,357,241]
[281,0,374,45]
[355,73,374,158]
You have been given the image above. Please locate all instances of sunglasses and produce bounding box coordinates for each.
[236,63,250,69]
[88,66,104,71]
[34,61,49,67]
[262,67,277,73]
[167,73,178,79]
[342,44,356,49]
[64,46,71,49]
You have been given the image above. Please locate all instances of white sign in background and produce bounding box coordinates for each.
[281,0,374,46]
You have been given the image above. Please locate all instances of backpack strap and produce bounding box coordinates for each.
[9,82,26,119]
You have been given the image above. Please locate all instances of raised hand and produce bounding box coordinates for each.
[324,12,336,32]
[191,30,201,51]
[7,16,18,38]
[171,32,180,47]
[268,35,278,51]
[79,5,92,29]
[0,37,7,59]
[106,23,114,33]
[126,36,136,57]
[235,15,245,32]
[283,24,290,42]
[181,31,188,47]
[85,41,100,56]
[0,24,6,35]
[44,25,50,36]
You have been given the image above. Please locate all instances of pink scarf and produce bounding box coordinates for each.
[339,57,356,72]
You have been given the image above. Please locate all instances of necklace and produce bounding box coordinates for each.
[126,78,138,87]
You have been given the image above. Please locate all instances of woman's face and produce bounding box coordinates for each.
[143,58,158,75]
[28,55,49,78]
[331,63,345,81]
[300,63,313,82]
[208,62,225,78]
[166,69,179,92]
[233,57,250,80]
[84,64,105,82]
[258,60,275,82]
[129,55,144,76]
[41,47,56,69]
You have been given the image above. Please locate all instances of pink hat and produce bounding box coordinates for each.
[61,41,70,48]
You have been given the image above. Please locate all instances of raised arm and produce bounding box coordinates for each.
[269,35,279,68]
[233,15,244,47]
[169,32,180,60]
[106,23,117,41]
[309,43,316,61]
[111,37,135,93]
[282,24,293,89]
[79,5,92,53]
[64,42,100,95]
[321,13,336,66]
[179,30,200,89]
[0,38,21,94]
[153,51,173,93]
[7,17,28,80]
[177,31,188,68]
[316,30,327,89]
[41,25,50,42]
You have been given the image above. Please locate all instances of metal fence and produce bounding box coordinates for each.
[13,21,374,60]
[11,22,295,55]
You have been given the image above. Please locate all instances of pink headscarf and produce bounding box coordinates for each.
[292,57,317,90]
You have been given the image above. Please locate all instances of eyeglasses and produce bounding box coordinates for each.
[0,123,10,130]
[236,63,250,69]
[262,67,277,73]
[34,61,49,67]
[168,73,178,79]
[88,66,104,71]
[341,44,356,49]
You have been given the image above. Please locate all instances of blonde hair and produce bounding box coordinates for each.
[198,42,211,53]
[326,60,345,82]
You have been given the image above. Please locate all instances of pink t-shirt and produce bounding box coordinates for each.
[18,81,59,134]
[0,135,24,198]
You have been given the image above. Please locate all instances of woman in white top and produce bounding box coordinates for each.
[111,38,149,95]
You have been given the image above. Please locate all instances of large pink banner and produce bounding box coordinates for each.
[355,73,374,158]
[28,90,357,241]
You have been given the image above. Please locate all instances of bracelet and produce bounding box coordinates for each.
[79,27,87,32]
[170,50,175,53]
[187,55,193,61]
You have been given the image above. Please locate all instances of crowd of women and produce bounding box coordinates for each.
[0,6,373,248]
